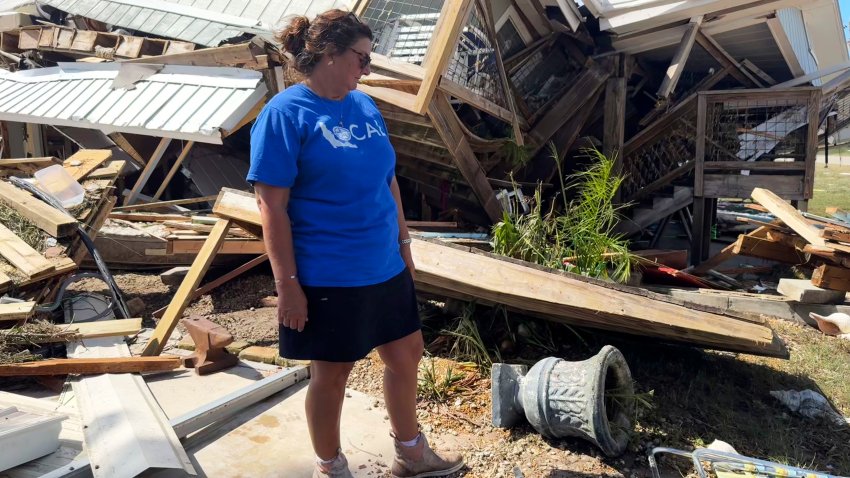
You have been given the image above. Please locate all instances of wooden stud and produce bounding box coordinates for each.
[694,94,707,197]
[0,301,36,321]
[63,318,143,339]
[412,0,475,115]
[125,137,172,205]
[603,77,626,172]
[811,264,850,293]
[0,222,54,278]
[113,195,217,212]
[695,31,760,88]
[0,181,77,237]
[741,59,776,86]
[732,235,806,264]
[480,0,525,146]
[153,141,194,200]
[427,93,502,222]
[804,89,822,199]
[0,357,180,376]
[766,16,805,78]
[751,187,828,248]
[141,218,232,356]
[657,17,702,98]
[108,133,146,166]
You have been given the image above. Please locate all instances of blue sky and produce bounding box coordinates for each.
[841,0,850,39]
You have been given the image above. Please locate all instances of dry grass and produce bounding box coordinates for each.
[0,200,47,252]
[0,320,79,365]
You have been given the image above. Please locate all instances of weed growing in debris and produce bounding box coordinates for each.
[442,303,502,374]
[417,355,465,402]
[492,146,633,282]
[0,200,46,252]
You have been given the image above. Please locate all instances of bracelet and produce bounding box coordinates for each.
[274,275,297,284]
[399,238,413,245]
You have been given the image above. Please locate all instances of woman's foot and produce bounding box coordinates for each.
[391,432,464,478]
[312,450,353,478]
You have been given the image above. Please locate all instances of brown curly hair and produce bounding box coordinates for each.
[276,9,373,76]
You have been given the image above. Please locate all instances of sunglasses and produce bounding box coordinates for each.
[349,47,372,69]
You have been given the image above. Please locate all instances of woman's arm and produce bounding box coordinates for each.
[390,176,415,279]
[255,182,308,332]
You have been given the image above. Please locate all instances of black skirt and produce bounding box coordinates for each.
[278,268,422,362]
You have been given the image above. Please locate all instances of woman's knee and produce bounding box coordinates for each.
[380,331,424,372]
[310,361,355,389]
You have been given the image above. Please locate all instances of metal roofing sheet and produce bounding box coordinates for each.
[41,0,348,46]
[0,63,266,143]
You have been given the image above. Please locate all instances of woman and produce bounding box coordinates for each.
[247,9,465,478]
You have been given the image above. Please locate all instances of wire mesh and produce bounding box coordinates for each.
[443,3,508,109]
[510,43,577,120]
[621,114,697,200]
[361,0,445,64]
[705,96,808,163]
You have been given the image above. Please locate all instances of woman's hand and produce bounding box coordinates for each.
[278,281,309,332]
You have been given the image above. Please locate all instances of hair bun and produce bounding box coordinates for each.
[278,15,310,56]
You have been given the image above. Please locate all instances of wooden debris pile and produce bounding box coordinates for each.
[695,187,850,297]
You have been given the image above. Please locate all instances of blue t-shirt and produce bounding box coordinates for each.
[247,84,405,287]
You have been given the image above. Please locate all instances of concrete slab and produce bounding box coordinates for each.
[777,278,847,304]
[186,383,397,478]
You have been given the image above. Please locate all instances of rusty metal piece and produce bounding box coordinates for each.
[180,316,238,375]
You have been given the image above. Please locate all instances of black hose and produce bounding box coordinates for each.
[8,177,130,319]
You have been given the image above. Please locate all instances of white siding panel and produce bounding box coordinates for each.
[57,79,102,120]
[114,82,166,126]
[127,82,182,128]
[180,87,232,133]
[71,79,114,120]
[161,85,215,131]
[98,82,152,124]
[145,84,197,130]
[44,79,93,118]
[777,8,818,82]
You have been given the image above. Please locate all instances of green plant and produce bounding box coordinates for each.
[492,145,634,282]
[502,132,533,168]
[442,303,501,373]
[417,355,465,402]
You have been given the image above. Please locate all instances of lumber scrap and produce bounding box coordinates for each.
[65,318,143,339]
[0,357,179,376]
[67,337,195,477]
[751,188,824,246]
[732,235,806,264]
[0,157,58,175]
[821,227,850,244]
[0,300,35,321]
[141,219,232,356]
[62,150,112,181]
[657,16,702,98]
[0,222,54,279]
[812,264,850,293]
[0,181,77,237]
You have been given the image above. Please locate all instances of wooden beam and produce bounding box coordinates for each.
[113,195,216,212]
[0,181,77,237]
[412,238,784,356]
[529,65,611,150]
[741,59,776,86]
[427,92,502,222]
[412,0,475,114]
[62,318,142,339]
[732,235,806,264]
[213,188,260,226]
[153,141,194,200]
[766,16,805,78]
[124,41,263,69]
[657,16,702,98]
[125,137,171,205]
[695,31,760,88]
[169,238,265,255]
[812,264,850,293]
[437,79,518,126]
[0,301,36,321]
[153,254,269,319]
[751,187,828,248]
[480,0,525,146]
[108,133,146,165]
[604,77,627,168]
[141,218,231,356]
[0,357,180,376]
[62,149,112,181]
[0,222,54,278]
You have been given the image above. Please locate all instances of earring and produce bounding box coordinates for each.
[328,60,334,65]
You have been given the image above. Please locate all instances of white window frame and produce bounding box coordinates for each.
[495,4,534,47]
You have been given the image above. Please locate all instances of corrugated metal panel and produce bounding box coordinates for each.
[0,63,266,143]
[41,0,348,46]
[777,8,819,83]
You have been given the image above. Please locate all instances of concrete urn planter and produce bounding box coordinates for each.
[491,345,634,457]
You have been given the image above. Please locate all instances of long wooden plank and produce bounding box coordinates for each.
[412,238,782,356]
[732,235,806,264]
[141,218,232,356]
[62,149,112,181]
[0,181,77,237]
[0,301,36,321]
[153,141,195,200]
[212,188,260,225]
[65,318,143,339]
[0,357,180,376]
[113,195,217,212]
[658,17,702,98]
[751,187,827,247]
[125,138,171,205]
[695,31,760,88]
[169,238,265,255]
[0,222,54,278]
[412,0,474,114]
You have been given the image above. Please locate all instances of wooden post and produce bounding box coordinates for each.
[694,94,708,197]
[142,219,232,356]
[427,92,502,222]
[24,123,44,157]
[480,0,524,146]
[125,137,172,205]
[766,16,805,78]
[803,89,822,201]
[153,140,194,200]
[657,16,702,98]
[412,0,475,115]
[603,76,626,173]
